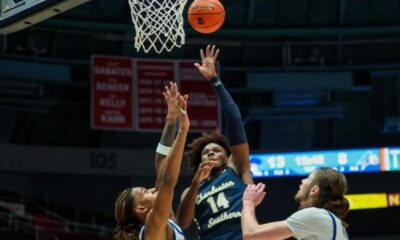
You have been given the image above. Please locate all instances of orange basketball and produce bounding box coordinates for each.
[188,0,225,34]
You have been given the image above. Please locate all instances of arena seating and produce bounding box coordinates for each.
[0,190,113,240]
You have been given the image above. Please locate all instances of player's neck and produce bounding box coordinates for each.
[208,168,224,179]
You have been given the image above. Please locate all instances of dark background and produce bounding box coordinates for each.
[1,0,400,239]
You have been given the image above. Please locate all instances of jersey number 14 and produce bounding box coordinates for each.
[206,192,230,213]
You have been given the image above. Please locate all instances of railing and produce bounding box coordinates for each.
[0,209,113,240]
[0,211,58,240]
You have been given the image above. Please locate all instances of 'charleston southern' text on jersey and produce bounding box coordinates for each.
[195,167,246,240]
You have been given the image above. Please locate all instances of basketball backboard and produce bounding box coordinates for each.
[0,0,90,35]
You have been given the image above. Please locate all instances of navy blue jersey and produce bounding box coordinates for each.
[194,167,246,240]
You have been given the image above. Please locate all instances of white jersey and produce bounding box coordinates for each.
[139,219,186,240]
[284,207,349,240]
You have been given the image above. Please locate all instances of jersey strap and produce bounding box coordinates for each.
[168,219,186,240]
[326,211,337,240]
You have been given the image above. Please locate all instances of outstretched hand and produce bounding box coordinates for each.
[243,183,266,208]
[163,82,180,120]
[194,45,220,81]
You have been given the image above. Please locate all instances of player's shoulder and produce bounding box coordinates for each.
[298,207,327,214]
[223,166,244,177]
[285,207,334,233]
[289,207,330,222]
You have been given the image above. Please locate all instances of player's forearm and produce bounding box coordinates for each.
[210,76,234,105]
[156,117,177,157]
[242,205,292,240]
[210,76,247,146]
[161,129,188,187]
[242,204,262,240]
[155,117,177,188]
[176,182,199,229]
[162,116,177,144]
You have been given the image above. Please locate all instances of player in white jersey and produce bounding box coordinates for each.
[114,83,188,240]
[241,168,349,240]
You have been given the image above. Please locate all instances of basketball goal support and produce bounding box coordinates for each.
[0,0,91,35]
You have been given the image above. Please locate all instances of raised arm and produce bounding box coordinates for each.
[195,45,253,184]
[241,183,292,240]
[176,160,216,228]
[154,82,180,189]
[145,93,189,239]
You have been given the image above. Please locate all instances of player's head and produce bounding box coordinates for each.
[114,187,158,240]
[186,130,230,176]
[295,167,349,219]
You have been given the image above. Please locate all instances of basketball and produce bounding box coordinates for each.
[188,0,225,34]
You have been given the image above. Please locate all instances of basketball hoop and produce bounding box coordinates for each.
[128,0,188,54]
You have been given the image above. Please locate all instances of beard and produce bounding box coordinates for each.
[209,160,228,177]
[294,186,313,209]
[294,191,302,203]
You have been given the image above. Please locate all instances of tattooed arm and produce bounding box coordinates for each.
[155,82,180,189]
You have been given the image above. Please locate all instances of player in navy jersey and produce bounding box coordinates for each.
[114,83,188,240]
[176,45,253,240]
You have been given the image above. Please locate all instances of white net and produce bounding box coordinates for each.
[128,0,188,54]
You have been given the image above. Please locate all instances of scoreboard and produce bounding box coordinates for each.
[382,147,400,171]
[250,146,400,178]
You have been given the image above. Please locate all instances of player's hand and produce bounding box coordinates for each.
[243,183,266,208]
[192,160,217,184]
[194,45,220,81]
[162,82,180,120]
[177,93,189,132]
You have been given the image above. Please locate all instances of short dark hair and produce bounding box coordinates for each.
[186,130,230,172]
